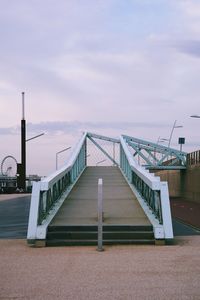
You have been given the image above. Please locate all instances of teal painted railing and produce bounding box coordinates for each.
[38,137,87,225]
[120,135,173,240]
[38,172,71,224]
[131,172,162,224]
[120,142,163,224]
[27,133,87,243]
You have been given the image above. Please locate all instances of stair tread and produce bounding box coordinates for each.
[48,226,153,231]
[46,239,155,246]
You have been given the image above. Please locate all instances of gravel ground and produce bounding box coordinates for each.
[0,237,200,300]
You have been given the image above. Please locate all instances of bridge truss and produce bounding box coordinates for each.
[87,133,187,170]
[27,132,187,245]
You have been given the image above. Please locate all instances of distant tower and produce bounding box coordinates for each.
[17,92,26,190]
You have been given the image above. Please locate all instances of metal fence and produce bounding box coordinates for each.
[120,143,163,224]
[120,136,173,239]
[187,150,200,166]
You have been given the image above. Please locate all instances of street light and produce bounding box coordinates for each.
[96,159,106,166]
[56,147,71,170]
[154,137,169,162]
[190,115,200,118]
[157,137,169,144]
[17,92,45,190]
[168,120,183,148]
[26,133,45,142]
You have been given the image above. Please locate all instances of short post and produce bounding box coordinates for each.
[97,178,104,251]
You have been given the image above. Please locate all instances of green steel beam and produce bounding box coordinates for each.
[87,132,120,144]
[123,134,187,157]
[123,134,187,168]
[87,136,118,166]
[127,140,153,166]
[146,165,186,170]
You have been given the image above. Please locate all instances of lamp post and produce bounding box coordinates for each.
[56,147,71,170]
[17,93,45,190]
[190,115,200,118]
[168,120,183,148]
[155,137,169,162]
[17,92,26,191]
[96,159,106,166]
[26,133,45,142]
[157,137,169,144]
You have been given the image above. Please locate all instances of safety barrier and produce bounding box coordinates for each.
[187,150,200,166]
[120,136,173,240]
[27,133,87,244]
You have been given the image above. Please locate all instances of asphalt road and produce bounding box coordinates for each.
[0,194,199,239]
[0,194,31,238]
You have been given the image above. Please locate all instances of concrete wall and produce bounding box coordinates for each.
[155,166,200,203]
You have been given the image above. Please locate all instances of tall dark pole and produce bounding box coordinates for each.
[21,92,26,190]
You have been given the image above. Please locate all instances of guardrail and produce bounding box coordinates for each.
[120,136,173,240]
[187,150,200,166]
[27,133,87,244]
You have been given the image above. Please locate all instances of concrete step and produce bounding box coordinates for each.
[47,231,154,240]
[46,225,154,246]
[48,225,153,232]
[46,239,155,246]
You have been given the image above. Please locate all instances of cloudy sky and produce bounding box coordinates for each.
[0,0,200,175]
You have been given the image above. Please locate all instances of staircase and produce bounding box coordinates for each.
[46,224,154,246]
[45,166,155,246]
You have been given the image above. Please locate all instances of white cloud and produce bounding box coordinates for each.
[179,0,200,17]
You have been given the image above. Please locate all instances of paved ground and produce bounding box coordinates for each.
[170,197,200,229]
[0,194,30,238]
[0,194,200,299]
[0,237,200,300]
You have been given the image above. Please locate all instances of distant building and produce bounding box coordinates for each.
[0,174,17,193]
[0,173,41,193]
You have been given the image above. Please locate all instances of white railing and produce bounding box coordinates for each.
[120,136,173,240]
[27,133,87,244]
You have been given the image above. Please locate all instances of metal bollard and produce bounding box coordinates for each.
[97,178,104,252]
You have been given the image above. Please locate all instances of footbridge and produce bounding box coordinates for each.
[27,133,187,246]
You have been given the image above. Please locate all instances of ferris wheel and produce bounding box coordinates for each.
[1,155,18,177]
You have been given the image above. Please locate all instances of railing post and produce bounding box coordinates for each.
[27,181,41,243]
[97,178,104,252]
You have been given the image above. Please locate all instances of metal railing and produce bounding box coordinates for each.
[187,150,200,166]
[27,132,174,243]
[132,172,162,224]
[27,133,87,242]
[120,136,173,239]
[38,172,70,225]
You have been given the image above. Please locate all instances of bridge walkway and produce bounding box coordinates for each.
[27,132,174,246]
[50,166,150,227]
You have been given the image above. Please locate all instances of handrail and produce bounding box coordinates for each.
[120,136,173,239]
[120,136,160,189]
[37,133,87,224]
[27,133,87,243]
[41,133,87,190]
